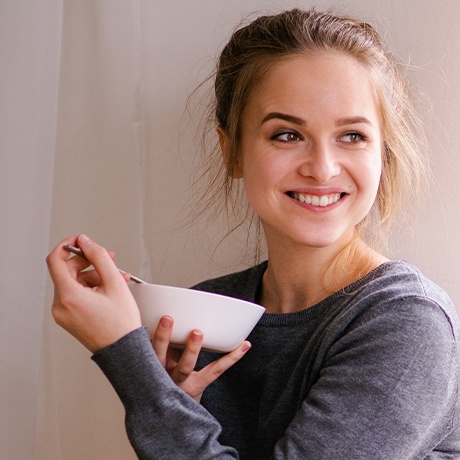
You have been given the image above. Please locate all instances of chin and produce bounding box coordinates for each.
[289,228,355,251]
[262,219,356,252]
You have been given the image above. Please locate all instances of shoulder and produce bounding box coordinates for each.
[322,263,459,395]
[325,262,460,364]
[191,261,268,303]
[364,260,451,300]
[351,261,459,338]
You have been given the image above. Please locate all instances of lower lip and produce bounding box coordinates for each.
[287,194,345,212]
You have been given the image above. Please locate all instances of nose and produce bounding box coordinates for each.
[298,141,341,183]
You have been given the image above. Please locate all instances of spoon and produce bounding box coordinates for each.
[63,244,148,284]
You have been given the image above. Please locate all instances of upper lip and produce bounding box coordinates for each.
[286,187,347,196]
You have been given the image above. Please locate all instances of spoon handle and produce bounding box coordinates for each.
[62,244,147,284]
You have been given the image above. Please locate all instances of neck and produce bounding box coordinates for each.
[260,236,387,313]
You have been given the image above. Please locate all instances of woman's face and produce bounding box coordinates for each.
[232,52,382,252]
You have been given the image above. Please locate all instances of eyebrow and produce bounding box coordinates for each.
[261,112,305,126]
[260,112,373,127]
[335,116,373,127]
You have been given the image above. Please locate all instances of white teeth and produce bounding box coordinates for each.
[319,196,329,207]
[311,195,320,206]
[293,193,341,207]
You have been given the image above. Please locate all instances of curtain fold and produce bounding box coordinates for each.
[35,1,142,458]
[0,1,63,459]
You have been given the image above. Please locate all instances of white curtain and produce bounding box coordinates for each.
[1,1,63,459]
[1,1,459,458]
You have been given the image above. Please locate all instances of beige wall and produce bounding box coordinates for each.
[1,1,459,458]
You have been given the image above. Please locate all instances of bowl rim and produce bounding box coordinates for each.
[128,282,265,312]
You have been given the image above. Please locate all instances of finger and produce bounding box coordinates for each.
[198,341,251,386]
[77,267,129,287]
[152,316,174,367]
[165,347,181,369]
[47,236,81,287]
[76,234,122,287]
[66,253,92,276]
[172,330,204,383]
[77,268,101,287]
[67,250,117,275]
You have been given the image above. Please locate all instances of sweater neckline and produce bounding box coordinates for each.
[256,260,406,327]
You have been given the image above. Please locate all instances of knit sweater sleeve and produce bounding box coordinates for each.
[92,327,238,460]
[272,295,459,459]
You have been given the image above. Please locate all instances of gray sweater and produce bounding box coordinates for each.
[93,261,460,459]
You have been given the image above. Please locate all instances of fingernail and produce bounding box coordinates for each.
[78,234,91,248]
[160,316,173,329]
[241,341,251,353]
[191,330,203,343]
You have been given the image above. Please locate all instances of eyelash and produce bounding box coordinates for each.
[340,132,367,144]
[270,131,302,143]
[270,131,367,144]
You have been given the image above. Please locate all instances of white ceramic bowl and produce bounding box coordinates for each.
[128,283,265,353]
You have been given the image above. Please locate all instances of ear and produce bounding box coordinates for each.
[217,126,243,179]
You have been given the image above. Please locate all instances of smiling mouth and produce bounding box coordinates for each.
[287,192,346,207]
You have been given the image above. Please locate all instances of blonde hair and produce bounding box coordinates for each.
[195,8,426,257]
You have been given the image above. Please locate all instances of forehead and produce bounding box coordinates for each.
[244,52,380,125]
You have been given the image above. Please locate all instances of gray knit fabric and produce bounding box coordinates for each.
[93,261,460,459]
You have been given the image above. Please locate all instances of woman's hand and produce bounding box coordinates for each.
[152,316,251,402]
[46,234,142,353]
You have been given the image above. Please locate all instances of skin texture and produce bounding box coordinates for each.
[47,234,142,353]
[238,53,382,251]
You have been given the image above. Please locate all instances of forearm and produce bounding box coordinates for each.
[92,327,238,459]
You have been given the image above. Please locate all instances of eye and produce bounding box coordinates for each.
[340,132,366,144]
[271,131,303,143]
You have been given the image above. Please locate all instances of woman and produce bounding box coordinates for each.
[47,9,459,459]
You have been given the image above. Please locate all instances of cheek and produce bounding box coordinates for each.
[242,154,288,193]
[374,155,383,189]
[363,158,383,203]
[241,154,285,208]
[350,151,382,205]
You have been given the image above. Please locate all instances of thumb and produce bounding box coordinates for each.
[77,234,122,287]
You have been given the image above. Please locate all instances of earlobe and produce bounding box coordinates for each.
[216,126,243,179]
